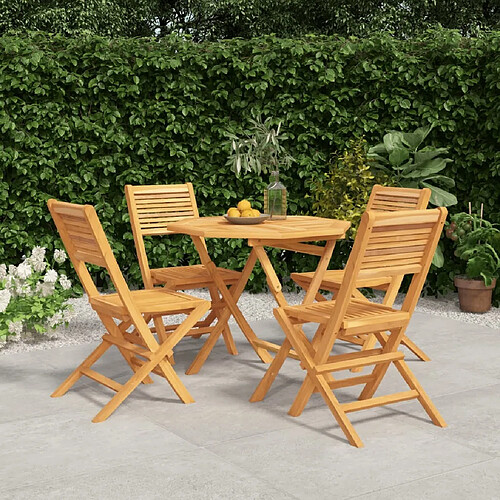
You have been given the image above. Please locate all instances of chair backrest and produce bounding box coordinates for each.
[320,208,447,354]
[47,199,133,304]
[125,183,200,288]
[366,185,431,212]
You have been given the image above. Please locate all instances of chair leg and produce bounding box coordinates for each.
[313,373,364,448]
[92,303,210,422]
[209,285,238,356]
[102,315,154,384]
[156,359,194,404]
[358,328,404,400]
[400,335,431,362]
[92,355,169,423]
[350,334,378,373]
[153,315,175,365]
[185,311,229,375]
[288,375,316,417]
[51,342,111,398]
[393,359,446,427]
[250,339,292,402]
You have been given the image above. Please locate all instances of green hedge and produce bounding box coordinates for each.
[1,31,499,296]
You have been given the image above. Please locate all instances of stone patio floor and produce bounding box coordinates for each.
[1,312,499,499]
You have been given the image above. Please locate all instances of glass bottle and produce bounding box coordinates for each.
[264,170,287,219]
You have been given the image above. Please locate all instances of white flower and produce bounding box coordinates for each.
[62,308,75,322]
[27,246,47,272]
[4,275,15,291]
[38,282,55,297]
[53,249,67,264]
[31,246,46,261]
[47,312,63,328]
[8,265,17,277]
[43,269,58,283]
[16,261,32,280]
[8,321,23,335]
[0,289,11,313]
[0,264,7,280]
[32,259,46,272]
[16,283,32,297]
[59,274,72,290]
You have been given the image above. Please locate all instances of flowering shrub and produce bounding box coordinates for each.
[0,247,74,342]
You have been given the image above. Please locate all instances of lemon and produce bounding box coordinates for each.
[237,199,252,211]
[227,207,240,217]
[251,209,261,217]
[240,209,254,217]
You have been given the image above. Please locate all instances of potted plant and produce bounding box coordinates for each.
[226,115,294,219]
[445,212,500,313]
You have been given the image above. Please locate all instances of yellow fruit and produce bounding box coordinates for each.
[237,199,252,211]
[251,209,261,217]
[240,209,254,217]
[227,208,240,217]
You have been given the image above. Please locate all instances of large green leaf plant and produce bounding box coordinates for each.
[368,125,457,207]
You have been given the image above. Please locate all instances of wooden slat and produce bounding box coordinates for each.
[364,246,426,259]
[341,390,419,413]
[81,368,123,392]
[370,227,432,239]
[137,206,195,214]
[253,339,300,360]
[135,193,190,200]
[74,249,107,267]
[319,374,374,390]
[366,238,429,250]
[315,351,404,373]
[138,213,194,222]
[262,241,326,256]
[102,334,152,359]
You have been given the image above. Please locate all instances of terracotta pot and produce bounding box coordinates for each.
[454,276,497,313]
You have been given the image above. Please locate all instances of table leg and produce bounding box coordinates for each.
[189,237,273,368]
[301,240,337,306]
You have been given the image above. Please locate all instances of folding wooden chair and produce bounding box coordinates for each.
[251,208,448,447]
[125,183,240,357]
[292,185,431,362]
[48,199,210,422]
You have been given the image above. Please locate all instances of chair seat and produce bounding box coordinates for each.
[283,299,410,336]
[151,264,241,289]
[291,269,391,291]
[90,289,208,317]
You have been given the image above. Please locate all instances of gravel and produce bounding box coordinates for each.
[1,289,499,356]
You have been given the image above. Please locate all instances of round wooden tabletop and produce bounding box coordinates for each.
[167,215,350,241]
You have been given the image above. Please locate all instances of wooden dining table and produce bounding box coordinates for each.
[167,215,351,374]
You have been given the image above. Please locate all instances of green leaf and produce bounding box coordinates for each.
[422,174,455,189]
[388,147,409,166]
[383,132,404,153]
[414,147,449,164]
[401,125,432,150]
[368,143,387,154]
[402,158,451,178]
[432,244,444,268]
[421,182,458,207]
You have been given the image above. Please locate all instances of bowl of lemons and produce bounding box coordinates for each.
[224,200,270,225]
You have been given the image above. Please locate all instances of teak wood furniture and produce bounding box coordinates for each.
[291,185,431,364]
[125,183,241,357]
[48,199,210,422]
[167,215,351,374]
[251,208,448,447]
